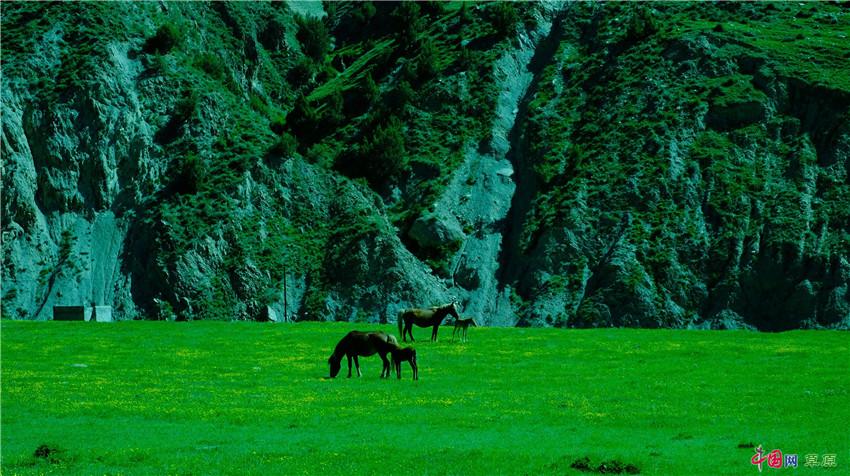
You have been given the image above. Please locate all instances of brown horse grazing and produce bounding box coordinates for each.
[390,346,418,380]
[452,317,478,343]
[397,302,460,342]
[328,331,399,378]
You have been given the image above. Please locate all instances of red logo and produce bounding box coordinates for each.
[767,449,784,469]
[752,446,786,471]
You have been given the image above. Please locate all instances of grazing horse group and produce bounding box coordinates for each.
[328,330,419,380]
[328,301,479,381]
[328,331,398,378]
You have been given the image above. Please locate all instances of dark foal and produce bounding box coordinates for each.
[452,317,478,343]
[390,346,418,380]
[397,302,460,342]
[328,331,399,378]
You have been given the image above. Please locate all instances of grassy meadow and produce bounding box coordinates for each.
[1,321,848,475]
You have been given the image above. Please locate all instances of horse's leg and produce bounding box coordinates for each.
[432,324,439,342]
[407,323,415,342]
[412,357,418,380]
[396,360,401,379]
[380,353,389,378]
[347,355,353,378]
[354,355,362,377]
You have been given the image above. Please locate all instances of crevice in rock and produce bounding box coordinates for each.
[784,77,850,167]
[496,12,567,294]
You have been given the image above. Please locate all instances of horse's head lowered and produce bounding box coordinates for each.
[328,354,341,378]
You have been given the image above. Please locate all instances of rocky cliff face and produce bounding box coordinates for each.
[2,2,848,329]
[489,3,850,330]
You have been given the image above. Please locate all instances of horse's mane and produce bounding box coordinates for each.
[331,335,349,360]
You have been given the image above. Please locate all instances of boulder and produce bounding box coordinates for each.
[408,210,465,249]
[712,309,756,330]
[821,285,849,326]
[85,305,114,322]
[259,305,279,322]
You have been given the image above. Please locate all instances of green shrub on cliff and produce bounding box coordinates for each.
[295,14,330,62]
[144,23,181,54]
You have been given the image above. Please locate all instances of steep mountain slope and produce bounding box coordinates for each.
[496,2,850,330]
[2,2,848,329]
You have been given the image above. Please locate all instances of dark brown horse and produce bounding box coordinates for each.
[397,302,460,342]
[390,346,418,380]
[328,331,399,378]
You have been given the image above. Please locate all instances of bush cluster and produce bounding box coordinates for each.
[335,116,406,188]
[194,53,226,80]
[144,23,181,54]
[490,3,519,39]
[295,15,330,62]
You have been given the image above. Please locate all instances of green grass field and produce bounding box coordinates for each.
[1,321,847,475]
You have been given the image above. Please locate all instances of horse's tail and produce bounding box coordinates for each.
[397,311,404,335]
[472,318,479,327]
